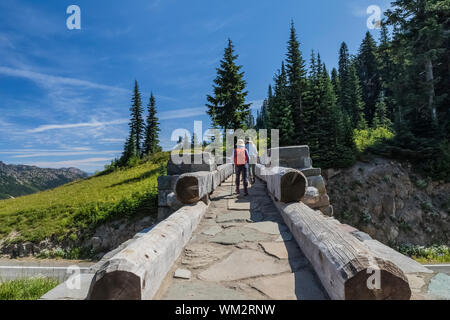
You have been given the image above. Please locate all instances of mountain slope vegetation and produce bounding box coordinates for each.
[0,162,88,200]
[0,153,168,249]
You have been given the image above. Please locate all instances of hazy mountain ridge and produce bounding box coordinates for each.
[0,161,88,199]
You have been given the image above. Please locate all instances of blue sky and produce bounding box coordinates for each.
[0,0,392,172]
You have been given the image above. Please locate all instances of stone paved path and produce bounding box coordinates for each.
[156,177,328,300]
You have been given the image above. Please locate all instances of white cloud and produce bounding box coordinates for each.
[11,150,121,159]
[27,119,128,133]
[25,158,112,171]
[159,107,207,120]
[0,66,128,93]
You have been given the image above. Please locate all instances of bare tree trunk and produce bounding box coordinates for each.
[425,57,437,123]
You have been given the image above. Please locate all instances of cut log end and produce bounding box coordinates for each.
[176,176,200,204]
[345,261,411,300]
[280,171,307,203]
[89,271,141,300]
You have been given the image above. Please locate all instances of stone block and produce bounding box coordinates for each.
[268,146,310,168]
[157,175,179,191]
[307,175,327,194]
[300,167,321,177]
[158,190,172,207]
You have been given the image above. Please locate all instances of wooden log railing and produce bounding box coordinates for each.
[175,164,233,205]
[87,202,208,300]
[256,164,307,203]
[273,201,411,300]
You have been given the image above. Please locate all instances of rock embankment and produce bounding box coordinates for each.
[325,157,449,246]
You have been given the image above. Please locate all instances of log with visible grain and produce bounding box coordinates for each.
[273,201,411,300]
[256,165,307,203]
[87,202,208,300]
[175,172,213,204]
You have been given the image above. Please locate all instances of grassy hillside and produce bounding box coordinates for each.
[0,162,88,200]
[0,278,59,300]
[0,152,169,245]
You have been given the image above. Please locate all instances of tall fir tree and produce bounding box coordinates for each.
[129,80,145,156]
[385,0,448,136]
[356,31,381,125]
[285,20,308,144]
[206,39,251,130]
[270,62,295,146]
[338,42,351,110]
[373,92,392,129]
[143,92,161,156]
[338,43,367,129]
[377,21,396,121]
[347,63,368,129]
[331,67,341,101]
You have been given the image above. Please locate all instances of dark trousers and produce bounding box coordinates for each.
[235,165,248,191]
[248,164,256,182]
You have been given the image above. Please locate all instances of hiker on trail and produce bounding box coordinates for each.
[232,139,249,196]
[245,137,257,184]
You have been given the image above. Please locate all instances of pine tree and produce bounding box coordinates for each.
[385,0,448,136]
[270,62,295,146]
[338,42,351,109]
[120,133,137,166]
[331,68,341,101]
[285,20,308,144]
[246,112,255,129]
[206,39,251,130]
[338,43,367,130]
[129,80,145,156]
[143,92,161,156]
[378,21,396,121]
[348,63,367,129]
[356,32,381,125]
[373,93,392,129]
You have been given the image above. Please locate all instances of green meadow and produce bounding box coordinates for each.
[0,152,169,245]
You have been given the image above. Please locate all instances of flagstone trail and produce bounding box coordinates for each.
[155,177,328,300]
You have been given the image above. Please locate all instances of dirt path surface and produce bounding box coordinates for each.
[156,177,328,300]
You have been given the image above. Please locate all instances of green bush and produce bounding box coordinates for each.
[0,278,59,300]
[397,244,450,263]
[354,127,395,153]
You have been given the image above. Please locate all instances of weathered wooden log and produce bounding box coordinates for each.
[87,202,208,300]
[273,201,411,300]
[217,163,233,183]
[175,172,213,204]
[256,165,307,203]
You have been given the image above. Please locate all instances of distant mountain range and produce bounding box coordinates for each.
[0,161,89,200]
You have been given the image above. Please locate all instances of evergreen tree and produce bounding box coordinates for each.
[338,43,367,130]
[285,20,308,144]
[120,133,137,166]
[338,42,351,110]
[347,63,368,129]
[270,62,295,146]
[373,93,392,129]
[246,111,255,129]
[356,32,381,125]
[331,68,341,100]
[377,21,396,121]
[129,80,145,156]
[302,51,321,154]
[143,92,161,156]
[385,0,448,135]
[206,39,251,130]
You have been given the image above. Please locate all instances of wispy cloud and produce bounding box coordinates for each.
[11,150,121,159]
[27,119,128,133]
[0,66,128,93]
[25,158,112,171]
[159,107,207,120]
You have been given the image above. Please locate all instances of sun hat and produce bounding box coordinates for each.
[236,139,245,147]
